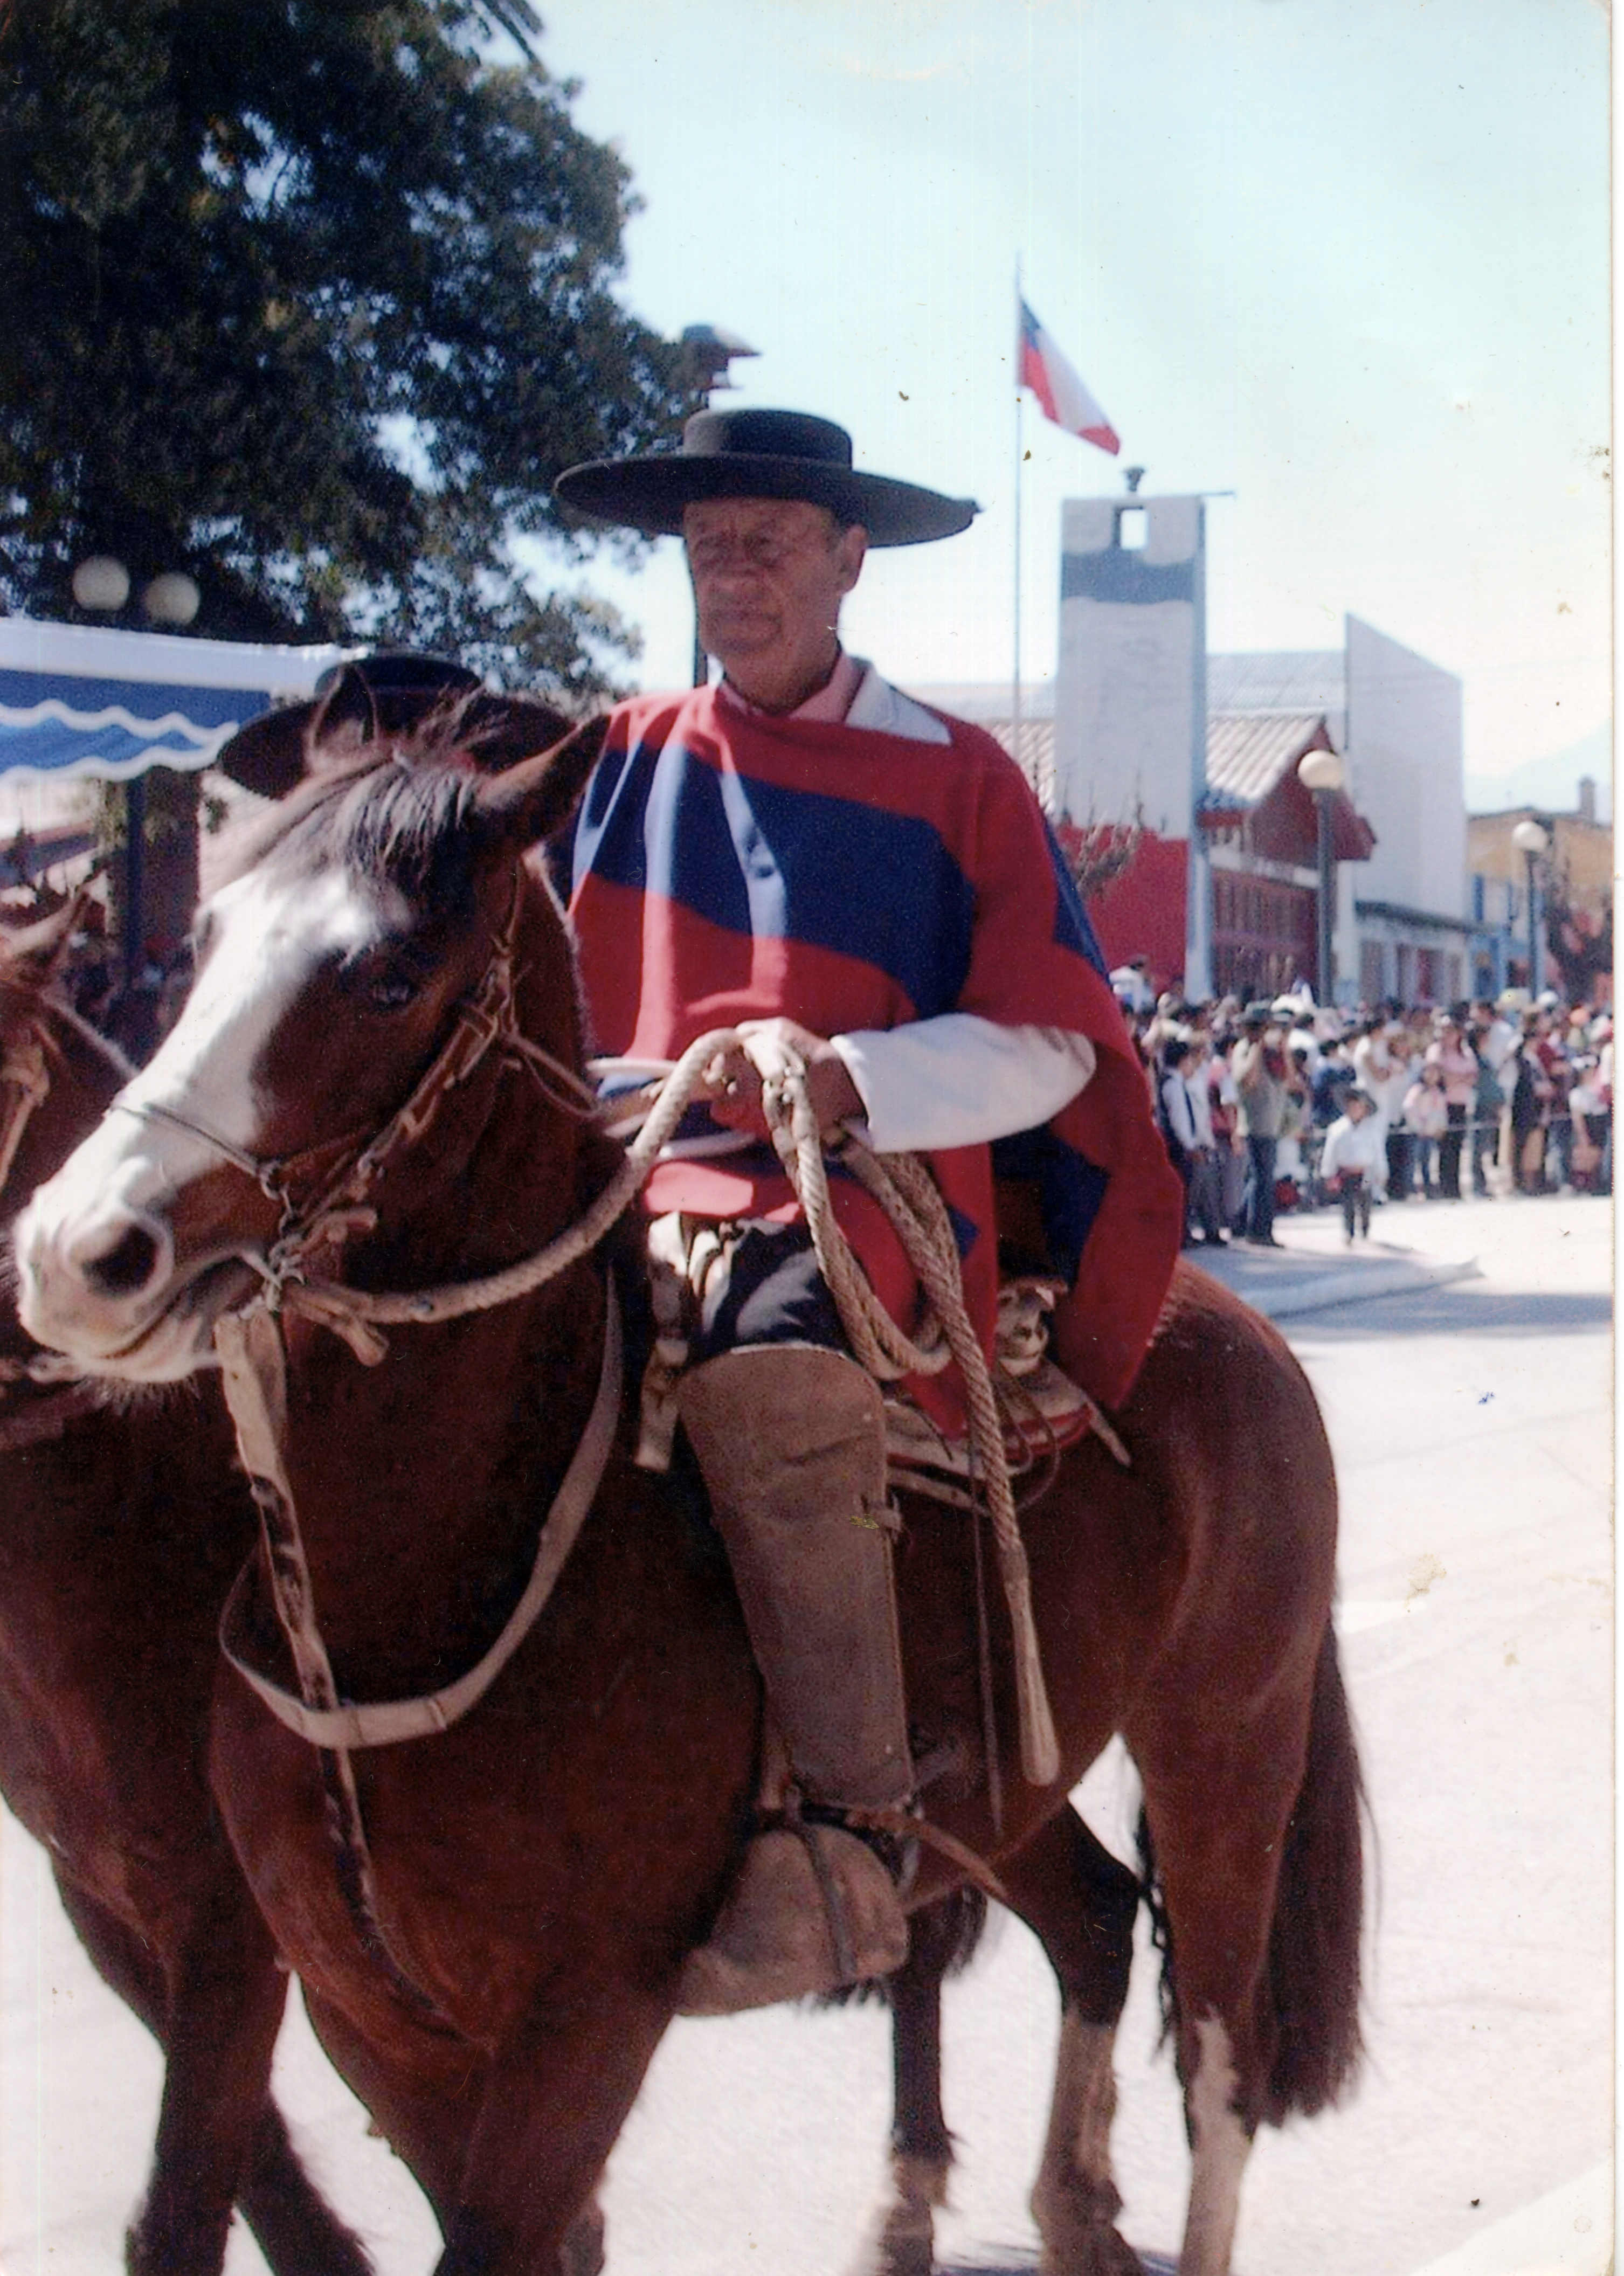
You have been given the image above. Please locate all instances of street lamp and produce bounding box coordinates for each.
[70,552,203,988]
[1297,745,1346,1006]
[676,323,758,402]
[1511,818,1550,994]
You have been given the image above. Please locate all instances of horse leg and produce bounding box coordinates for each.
[1132,1623,1364,2276]
[433,1986,673,2276]
[1001,1808,1142,2276]
[121,1877,301,2276]
[301,1976,634,2276]
[848,1893,972,2276]
[52,1866,169,2027]
[1129,1722,1302,2276]
[300,1983,480,2239]
[236,2103,376,2276]
[56,1875,369,2267]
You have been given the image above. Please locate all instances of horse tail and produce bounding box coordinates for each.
[913,1882,992,1980]
[1134,1810,1175,2045]
[1136,1618,1367,2126]
[1261,1618,1366,2122]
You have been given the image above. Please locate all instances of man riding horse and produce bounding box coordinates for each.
[554,409,1183,2010]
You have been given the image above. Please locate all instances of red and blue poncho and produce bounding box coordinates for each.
[568,684,1181,1418]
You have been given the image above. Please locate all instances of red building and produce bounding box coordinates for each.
[1199,713,1374,1000]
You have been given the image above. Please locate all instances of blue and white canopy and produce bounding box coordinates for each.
[0,618,353,781]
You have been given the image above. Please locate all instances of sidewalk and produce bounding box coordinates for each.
[1187,1188,1502,1319]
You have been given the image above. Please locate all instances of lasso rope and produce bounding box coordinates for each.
[271,1028,1061,1787]
[752,1035,1060,1787]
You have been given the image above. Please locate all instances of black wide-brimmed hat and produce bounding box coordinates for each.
[214,652,575,800]
[554,408,978,548]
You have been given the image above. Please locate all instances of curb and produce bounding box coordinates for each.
[1209,1253,1483,1322]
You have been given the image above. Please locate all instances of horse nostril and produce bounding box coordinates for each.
[82,1221,162,1298]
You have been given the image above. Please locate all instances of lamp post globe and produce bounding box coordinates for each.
[1297,748,1346,1006]
[1511,819,1550,994]
[72,556,132,613]
[142,571,201,627]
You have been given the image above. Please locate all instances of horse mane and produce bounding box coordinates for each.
[213,709,497,908]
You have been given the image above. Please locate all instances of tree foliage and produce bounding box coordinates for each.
[0,0,689,698]
[1542,850,1612,1005]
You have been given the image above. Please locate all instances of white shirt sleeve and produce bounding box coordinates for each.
[830,1017,1096,1153]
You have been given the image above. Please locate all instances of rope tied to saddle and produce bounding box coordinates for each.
[254,1020,1062,1787]
[207,980,1066,2015]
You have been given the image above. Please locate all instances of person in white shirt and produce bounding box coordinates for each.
[1159,1034,1226,1247]
[1110,957,1156,1014]
[1181,1035,1227,1245]
[1319,1088,1386,1244]
[1352,1018,1414,1198]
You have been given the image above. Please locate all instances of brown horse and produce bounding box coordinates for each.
[0,903,372,2276]
[14,721,1364,2276]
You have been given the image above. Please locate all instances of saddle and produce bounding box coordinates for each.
[632,1213,1128,1496]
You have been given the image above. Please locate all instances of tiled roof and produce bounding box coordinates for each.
[1202,712,1328,812]
[901,686,1058,807]
[984,717,1057,809]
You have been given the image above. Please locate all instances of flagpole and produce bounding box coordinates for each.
[1012,261,1024,787]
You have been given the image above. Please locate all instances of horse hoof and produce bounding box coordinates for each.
[1037,2226,1144,2276]
[843,2148,947,2276]
[560,2196,606,2276]
[126,2215,231,2276]
[1034,2177,1143,2276]
[845,2225,936,2276]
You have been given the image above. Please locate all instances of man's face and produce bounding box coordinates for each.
[683,499,867,700]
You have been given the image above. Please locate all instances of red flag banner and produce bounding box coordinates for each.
[1018,298,1120,455]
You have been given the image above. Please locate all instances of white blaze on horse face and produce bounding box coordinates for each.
[128,863,403,1163]
[15,864,403,1365]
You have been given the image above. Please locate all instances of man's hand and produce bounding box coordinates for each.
[703,1018,865,1140]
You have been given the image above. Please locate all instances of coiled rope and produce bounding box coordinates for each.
[272,1027,1061,1786]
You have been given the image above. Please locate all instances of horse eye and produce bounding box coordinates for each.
[368,969,421,1012]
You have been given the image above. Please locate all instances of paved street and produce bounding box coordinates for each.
[1,1191,1611,2274]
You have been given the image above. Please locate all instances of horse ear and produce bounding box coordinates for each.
[0,888,87,987]
[468,715,610,850]
[303,666,382,774]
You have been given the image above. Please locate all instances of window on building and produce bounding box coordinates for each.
[1117,507,1148,552]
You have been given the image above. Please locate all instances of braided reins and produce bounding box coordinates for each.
[235,992,1060,1787]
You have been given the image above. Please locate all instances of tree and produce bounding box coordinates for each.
[1054,809,1145,905]
[1542,850,1612,1007]
[0,0,689,701]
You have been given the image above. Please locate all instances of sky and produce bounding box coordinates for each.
[527,0,1610,798]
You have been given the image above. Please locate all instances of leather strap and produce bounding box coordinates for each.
[217,1284,623,1749]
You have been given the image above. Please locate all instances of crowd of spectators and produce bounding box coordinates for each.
[1121,976,1613,1250]
[27,896,1623,1257]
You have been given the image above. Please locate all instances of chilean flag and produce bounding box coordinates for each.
[1018,298,1120,454]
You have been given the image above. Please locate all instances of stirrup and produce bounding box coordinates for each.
[783,1797,921,1910]
[674,1816,911,2016]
